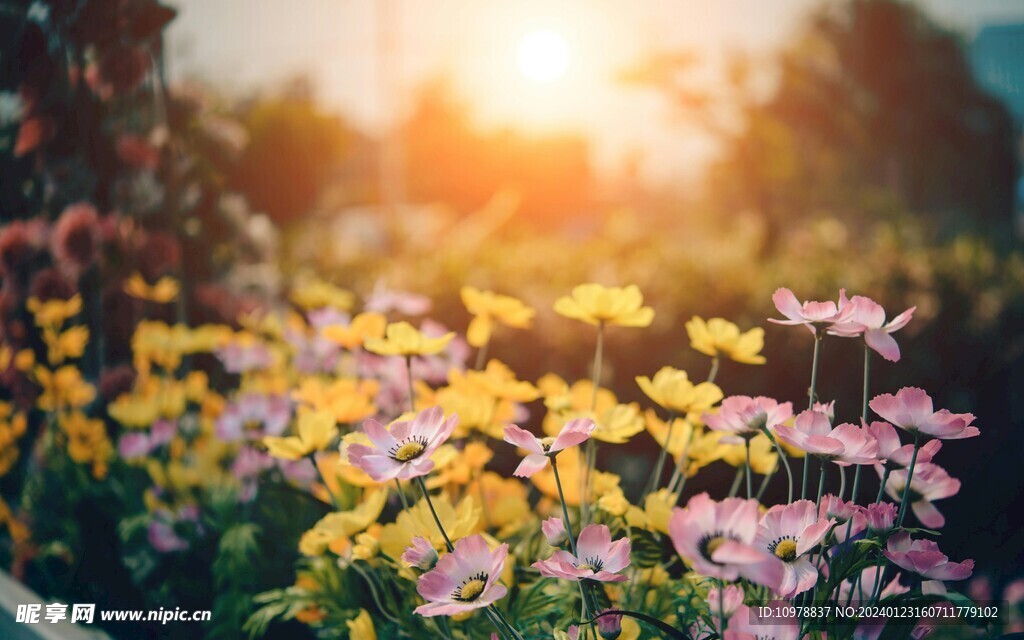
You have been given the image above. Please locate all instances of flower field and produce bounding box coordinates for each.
[2,1,1024,639]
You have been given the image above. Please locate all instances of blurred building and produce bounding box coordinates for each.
[971,24,1024,237]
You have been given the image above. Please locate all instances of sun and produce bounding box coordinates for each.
[517,30,570,82]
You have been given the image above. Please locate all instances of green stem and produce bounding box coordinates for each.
[405,355,416,414]
[581,322,604,525]
[875,467,891,504]
[802,331,823,500]
[838,465,847,502]
[415,476,453,552]
[764,427,794,504]
[727,466,744,498]
[645,410,677,498]
[307,453,339,510]
[815,458,826,509]
[717,577,726,637]
[896,433,921,527]
[861,345,871,422]
[475,339,489,371]
[744,438,753,499]
[394,478,410,510]
[551,455,579,558]
[707,356,720,384]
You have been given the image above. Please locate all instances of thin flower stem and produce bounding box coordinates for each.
[475,339,489,370]
[838,465,847,502]
[551,455,579,557]
[415,476,454,552]
[307,453,339,510]
[744,439,753,499]
[405,355,416,414]
[645,410,677,498]
[484,607,513,640]
[717,577,726,637]
[861,345,871,422]
[707,356,720,384]
[763,427,794,504]
[581,321,605,525]
[815,458,826,509]
[488,605,525,640]
[875,467,891,504]
[896,433,921,527]
[394,478,410,511]
[802,331,823,500]
[727,466,744,498]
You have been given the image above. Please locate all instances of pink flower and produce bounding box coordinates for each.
[818,495,866,543]
[755,500,835,597]
[541,517,567,546]
[668,493,783,589]
[868,421,942,468]
[596,610,623,638]
[414,535,509,617]
[829,294,915,362]
[724,604,799,640]
[883,532,974,581]
[51,202,100,275]
[707,584,745,619]
[839,566,908,604]
[773,411,878,465]
[215,341,273,374]
[704,396,793,443]
[869,388,979,440]
[216,393,291,442]
[880,462,960,528]
[365,280,432,315]
[403,536,439,570]
[769,287,855,334]
[864,502,898,534]
[533,524,631,583]
[503,418,595,478]
[348,406,458,482]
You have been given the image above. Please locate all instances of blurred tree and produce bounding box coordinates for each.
[630,0,1019,245]
[401,79,594,227]
[230,81,351,226]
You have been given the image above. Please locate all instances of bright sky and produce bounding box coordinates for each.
[165,0,1024,186]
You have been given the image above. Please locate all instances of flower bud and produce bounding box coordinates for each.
[597,611,622,639]
[865,502,897,534]
[542,516,568,547]
[402,536,438,570]
[707,584,744,618]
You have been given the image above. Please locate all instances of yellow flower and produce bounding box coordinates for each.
[364,321,454,357]
[27,295,82,327]
[635,366,723,419]
[531,448,620,507]
[124,273,180,303]
[346,609,377,640]
[644,409,695,461]
[58,411,111,466]
[290,279,355,311]
[429,441,493,487]
[597,488,630,517]
[0,404,27,476]
[590,403,646,444]
[14,348,34,372]
[643,489,674,535]
[471,471,531,537]
[264,409,337,461]
[432,383,515,439]
[321,312,387,349]
[449,360,539,404]
[108,392,160,429]
[554,283,654,327]
[379,495,480,558]
[299,490,387,556]
[34,365,96,411]
[686,316,766,365]
[684,429,729,477]
[40,325,88,365]
[540,375,617,435]
[292,378,379,424]
[460,286,535,347]
[720,432,778,475]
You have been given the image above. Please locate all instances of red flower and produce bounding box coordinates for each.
[52,203,100,274]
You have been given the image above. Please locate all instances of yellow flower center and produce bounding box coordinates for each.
[393,441,426,462]
[456,578,486,601]
[773,539,798,561]
[540,437,556,452]
[244,419,263,431]
[705,536,727,557]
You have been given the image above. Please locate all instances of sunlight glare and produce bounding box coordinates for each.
[517,30,570,82]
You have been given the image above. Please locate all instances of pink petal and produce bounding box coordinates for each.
[865,329,901,362]
[363,419,397,451]
[576,524,613,562]
[503,424,544,455]
[512,454,549,478]
[772,288,804,322]
[551,418,595,452]
[885,306,916,332]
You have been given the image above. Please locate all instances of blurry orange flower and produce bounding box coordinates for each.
[365,321,454,357]
[321,312,387,349]
[460,286,534,347]
[124,273,179,303]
